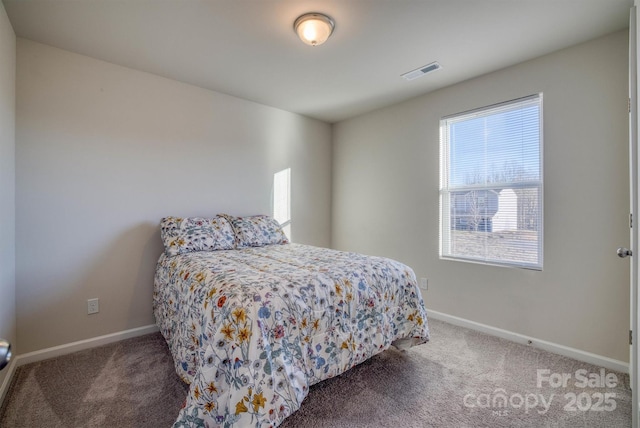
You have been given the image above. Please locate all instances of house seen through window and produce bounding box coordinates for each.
[273,168,291,240]
[439,94,543,269]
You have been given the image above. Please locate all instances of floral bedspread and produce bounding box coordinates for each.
[154,243,429,427]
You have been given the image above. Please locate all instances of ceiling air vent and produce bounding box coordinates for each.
[401,62,442,81]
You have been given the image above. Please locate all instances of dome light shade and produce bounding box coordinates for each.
[294,13,335,46]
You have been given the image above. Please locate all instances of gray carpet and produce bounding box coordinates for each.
[0,319,631,427]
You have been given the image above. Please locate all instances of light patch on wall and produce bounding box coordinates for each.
[273,168,291,240]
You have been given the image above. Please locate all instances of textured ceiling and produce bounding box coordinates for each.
[2,0,632,123]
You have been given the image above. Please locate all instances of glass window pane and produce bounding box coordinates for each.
[439,95,543,270]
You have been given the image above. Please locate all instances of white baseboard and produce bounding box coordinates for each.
[0,324,158,407]
[16,324,159,366]
[427,309,629,374]
[0,358,17,406]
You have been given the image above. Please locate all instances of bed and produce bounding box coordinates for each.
[154,215,429,427]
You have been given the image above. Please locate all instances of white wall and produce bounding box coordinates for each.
[332,31,630,362]
[0,2,16,386]
[15,39,332,353]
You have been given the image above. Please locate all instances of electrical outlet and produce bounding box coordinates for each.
[420,278,428,291]
[87,298,99,315]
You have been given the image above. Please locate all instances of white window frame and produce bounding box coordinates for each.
[439,94,543,270]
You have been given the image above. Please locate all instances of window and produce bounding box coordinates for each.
[273,168,291,240]
[439,94,543,269]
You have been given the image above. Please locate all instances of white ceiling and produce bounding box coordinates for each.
[2,0,632,123]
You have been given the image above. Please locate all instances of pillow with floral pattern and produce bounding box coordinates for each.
[223,214,289,248]
[160,216,236,256]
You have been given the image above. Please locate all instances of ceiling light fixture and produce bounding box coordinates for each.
[294,13,335,46]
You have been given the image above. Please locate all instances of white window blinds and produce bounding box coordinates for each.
[439,94,543,269]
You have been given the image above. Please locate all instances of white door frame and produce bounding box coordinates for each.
[630,5,639,428]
